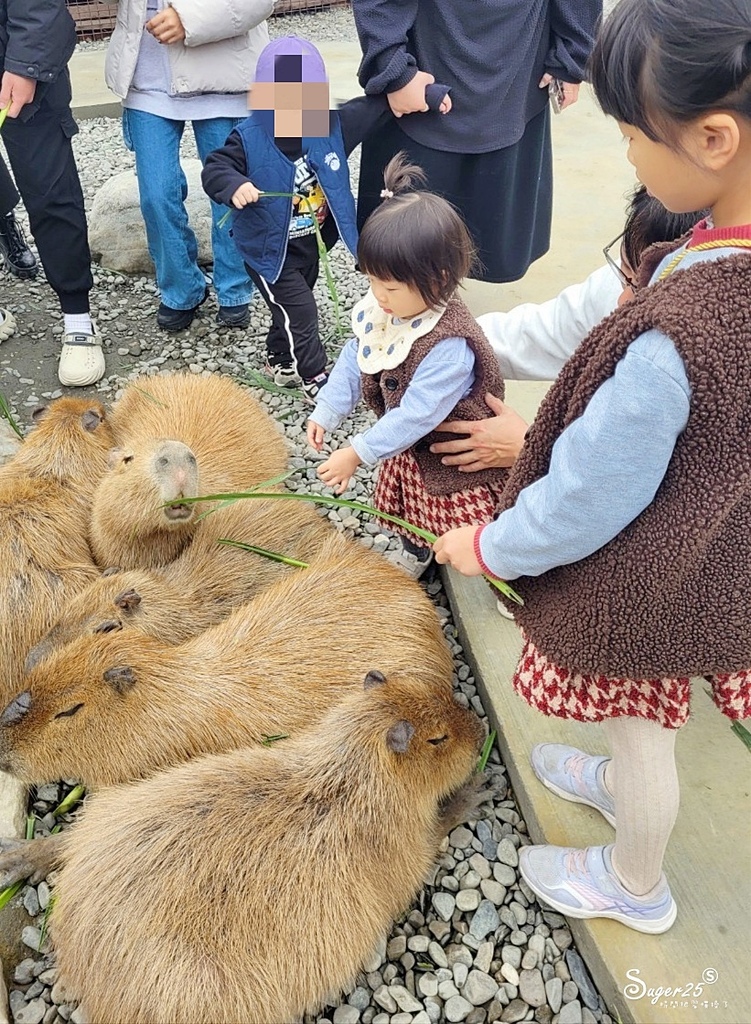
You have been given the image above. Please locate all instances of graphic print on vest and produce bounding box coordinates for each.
[290,155,328,238]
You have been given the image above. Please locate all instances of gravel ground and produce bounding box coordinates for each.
[1,13,614,1023]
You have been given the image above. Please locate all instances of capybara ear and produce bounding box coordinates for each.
[114,589,141,613]
[363,670,386,690]
[107,448,134,470]
[93,619,123,635]
[103,666,137,694]
[81,408,104,433]
[0,691,32,727]
[386,719,415,754]
[31,405,48,423]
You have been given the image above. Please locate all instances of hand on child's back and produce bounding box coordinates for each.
[232,182,261,209]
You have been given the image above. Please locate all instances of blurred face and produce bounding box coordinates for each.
[250,80,330,137]
[618,122,714,214]
[367,276,429,320]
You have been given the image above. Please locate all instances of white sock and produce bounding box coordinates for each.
[63,313,93,337]
[602,716,679,896]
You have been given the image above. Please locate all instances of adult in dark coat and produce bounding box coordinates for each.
[0,0,104,386]
[353,0,602,283]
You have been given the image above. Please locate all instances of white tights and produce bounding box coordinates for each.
[601,717,680,895]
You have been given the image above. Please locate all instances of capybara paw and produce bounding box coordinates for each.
[437,771,498,834]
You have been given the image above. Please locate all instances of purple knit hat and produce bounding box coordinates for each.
[253,36,328,85]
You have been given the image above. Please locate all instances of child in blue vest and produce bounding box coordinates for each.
[202,36,449,402]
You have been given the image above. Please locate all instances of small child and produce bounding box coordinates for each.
[435,0,751,933]
[306,154,509,578]
[202,36,449,402]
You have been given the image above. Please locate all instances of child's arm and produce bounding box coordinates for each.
[201,131,256,208]
[337,88,451,157]
[349,337,475,467]
[169,0,273,46]
[435,330,691,580]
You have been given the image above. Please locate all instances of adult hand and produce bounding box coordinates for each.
[431,393,528,471]
[231,181,260,208]
[0,72,37,118]
[433,526,485,576]
[538,73,580,110]
[307,420,325,452]
[387,71,435,117]
[317,447,362,495]
[146,7,186,44]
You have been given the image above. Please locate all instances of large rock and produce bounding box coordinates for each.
[88,159,214,274]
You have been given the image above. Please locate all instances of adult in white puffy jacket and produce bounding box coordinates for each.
[431,187,704,471]
[105,0,272,331]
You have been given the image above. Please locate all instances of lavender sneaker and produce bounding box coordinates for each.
[519,843,677,934]
[531,743,616,827]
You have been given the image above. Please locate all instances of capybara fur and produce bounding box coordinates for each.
[0,541,454,788]
[0,399,115,702]
[25,498,337,666]
[51,673,484,1024]
[90,373,288,569]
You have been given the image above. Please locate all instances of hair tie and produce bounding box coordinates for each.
[380,188,394,199]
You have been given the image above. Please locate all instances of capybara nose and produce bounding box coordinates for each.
[1,691,32,727]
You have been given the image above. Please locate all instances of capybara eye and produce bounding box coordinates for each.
[54,703,84,720]
[427,735,449,746]
[122,454,134,465]
[157,456,169,468]
[93,620,122,635]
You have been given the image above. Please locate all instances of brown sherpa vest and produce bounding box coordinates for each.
[497,252,751,680]
[360,297,508,495]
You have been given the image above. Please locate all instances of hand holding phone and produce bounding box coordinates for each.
[549,78,565,114]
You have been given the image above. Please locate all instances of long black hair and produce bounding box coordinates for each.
[590,0,751,143]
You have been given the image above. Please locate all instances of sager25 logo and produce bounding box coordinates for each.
[624,967,719,1005]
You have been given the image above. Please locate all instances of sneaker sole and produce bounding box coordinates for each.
[519,866,678,934]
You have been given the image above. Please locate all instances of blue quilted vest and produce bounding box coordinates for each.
[230,113,359,282]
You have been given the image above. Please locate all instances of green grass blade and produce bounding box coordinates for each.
[0,392,23,438]
[477,730,497,772]
[53,784,85,818]
[131,385,168,407]
[0,815,36,910]
[731,720,751,753]
[240,369,303,399]
[217,538,310,568]
[175,489,524,605]
[37,892,56,951]
[0,103,10,132]
[261,733,289,746]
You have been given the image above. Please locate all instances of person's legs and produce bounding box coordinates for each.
[602,716,679,895]
[0,152,19,217]
[122,108,207,312]
[247,261,326,381]
[0,151,38,277]
[192,117,254,316]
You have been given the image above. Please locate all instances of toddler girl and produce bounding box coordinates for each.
[435,0,751,933]
[307,155,508,578]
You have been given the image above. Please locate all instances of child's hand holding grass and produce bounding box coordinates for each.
[433,525,487,577]
[232,181,261,208]
[317,446,362,495]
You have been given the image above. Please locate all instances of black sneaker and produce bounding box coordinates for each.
[157,286,209,331]
[0,211,38,279]
[216,303,250,328]
[302,372,329,404]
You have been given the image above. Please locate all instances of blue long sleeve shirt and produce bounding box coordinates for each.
[310,336,475,465]
[477,246,737,581]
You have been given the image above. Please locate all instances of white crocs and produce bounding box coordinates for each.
[385,543,434,580]
[58,324,105,387]
[0,307,16,343]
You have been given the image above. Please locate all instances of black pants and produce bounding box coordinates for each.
[0,151,19,217]
[247,258,327,381]
[1,70,92,313]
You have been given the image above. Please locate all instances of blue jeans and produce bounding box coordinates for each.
[122,109,252,310]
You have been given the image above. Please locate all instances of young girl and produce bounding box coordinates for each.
[434,0,751,933]
[306,155,509,578]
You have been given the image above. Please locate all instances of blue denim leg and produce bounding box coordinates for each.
[193,117,254,308]
[122,108,207,310]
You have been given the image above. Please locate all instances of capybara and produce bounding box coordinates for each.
[24,498,338,666]
[0,541,454,789]
[89,373,289,569]
[0,399,115,703]
[50,672,484,1024]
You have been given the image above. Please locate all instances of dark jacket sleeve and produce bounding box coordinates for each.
[201,130,252,207]
[337,94,393,156]
[544,0,602,83]
[352,0,419,95]
[2,0,77,82]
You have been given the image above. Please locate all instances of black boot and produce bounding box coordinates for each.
[0,211,38,279]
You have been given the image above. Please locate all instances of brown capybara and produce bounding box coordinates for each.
[89,373,289,569]
[50,672,484,1024]
[0,399,115,703]
[0,540,454,789]
[24,497,338,667]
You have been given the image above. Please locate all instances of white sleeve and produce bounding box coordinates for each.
[477,265,623,381]
[172,0,273,46]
